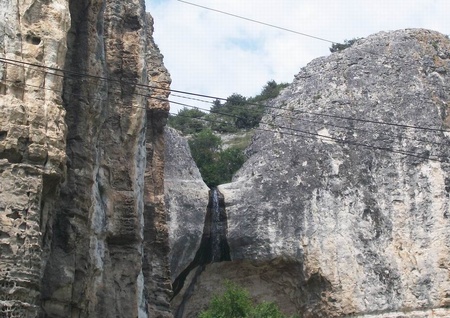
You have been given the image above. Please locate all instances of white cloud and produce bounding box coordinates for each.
[146,0,450,113]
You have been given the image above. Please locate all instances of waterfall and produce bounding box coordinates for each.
[211,187,227,262]
[172,187,231,315]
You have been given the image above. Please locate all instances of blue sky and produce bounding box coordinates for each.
[145,0,450,113]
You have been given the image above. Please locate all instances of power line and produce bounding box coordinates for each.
[168,106,449,164]
[1,56,449,134]
[177,0,336,44]
[56,80,448,152]
[1,76,448,163]
[170,93,450,147]
[158,97,450,163]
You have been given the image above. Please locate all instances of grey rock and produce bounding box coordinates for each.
[164,127,209,280]
[175,29,450,317]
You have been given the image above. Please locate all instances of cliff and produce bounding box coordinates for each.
[0,0,172,317]
[169,29,450,317]
[164,127,210,281]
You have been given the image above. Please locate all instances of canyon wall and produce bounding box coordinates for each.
[0,0,172,317]
[169,29,450,318]
[164,127,209,282]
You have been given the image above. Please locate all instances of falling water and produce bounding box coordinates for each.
[172,187,231,307]
[211,188,222,262]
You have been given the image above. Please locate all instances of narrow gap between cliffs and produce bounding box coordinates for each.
[171,187,231,302]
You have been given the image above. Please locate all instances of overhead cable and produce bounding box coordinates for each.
[177,0,336,44]
[168,107,449,164]
[1,56,449,134]
[1,76,448,163]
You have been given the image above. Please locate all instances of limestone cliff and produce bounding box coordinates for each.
[0,0,172,317]
[164,127,209,281]
[169,29,450,317]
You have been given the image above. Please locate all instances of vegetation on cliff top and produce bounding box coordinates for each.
[329,37,362,52]
[169,80,287,186]
[168,80,288,134]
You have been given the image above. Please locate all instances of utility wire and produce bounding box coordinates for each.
[1,56,449,134]
[170,92,450,147]
[177,0,336,44]
[167,106,448,164]
[156,97,449,164]
[1,76,448,163]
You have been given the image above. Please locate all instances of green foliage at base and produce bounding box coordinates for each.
[198,281,297,318]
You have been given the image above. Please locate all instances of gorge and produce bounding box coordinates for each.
[1,1,450,318]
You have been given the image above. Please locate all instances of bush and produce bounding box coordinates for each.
[168,81,288,135]
[168,107,207,134]
[198,281,295,318]
[251,80,289,102]
[215,147,245,182]
[188,130,245,187]
[329,38,362,53]
[252,302,287,318]
[199,281,253,318]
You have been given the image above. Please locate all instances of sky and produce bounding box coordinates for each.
[145,0,450,113]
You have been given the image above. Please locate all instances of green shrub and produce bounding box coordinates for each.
[198,281,295,318]
[251,80,289,103]
[199,281,253,318]
[168,80,288,135]
[188,130,245,187]
[251,302,287,318]
[168,107,207,134]
[329,38,362,53]
[173,81,289,186]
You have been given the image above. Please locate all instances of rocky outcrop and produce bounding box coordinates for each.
[164,127,209,281]
[172,29,450,317]
[0,0,70,316]
[0,0,172,317]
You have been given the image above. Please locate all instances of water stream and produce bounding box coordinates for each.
[172,187,231,317]
[210,188,229,262]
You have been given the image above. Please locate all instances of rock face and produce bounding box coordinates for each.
[0,0,70,316]
[172,29,450,317]
[0,0,172,317]
[164,127,209,281]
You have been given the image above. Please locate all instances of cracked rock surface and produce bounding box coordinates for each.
[0,0,172,317]
[221,29,450,318]
[171,29,450,318]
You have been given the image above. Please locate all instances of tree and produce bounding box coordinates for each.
[171,81,290,134]
[189,129,221,168]
[168,107,207,135]
[329,38,362,53]
[189,129,222,186]
[188,130,245,187]
[226,93,247,106]
[221,93,261,130]
[250,80,289,103]
[215,147,245,182]
[211,99,223,112]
